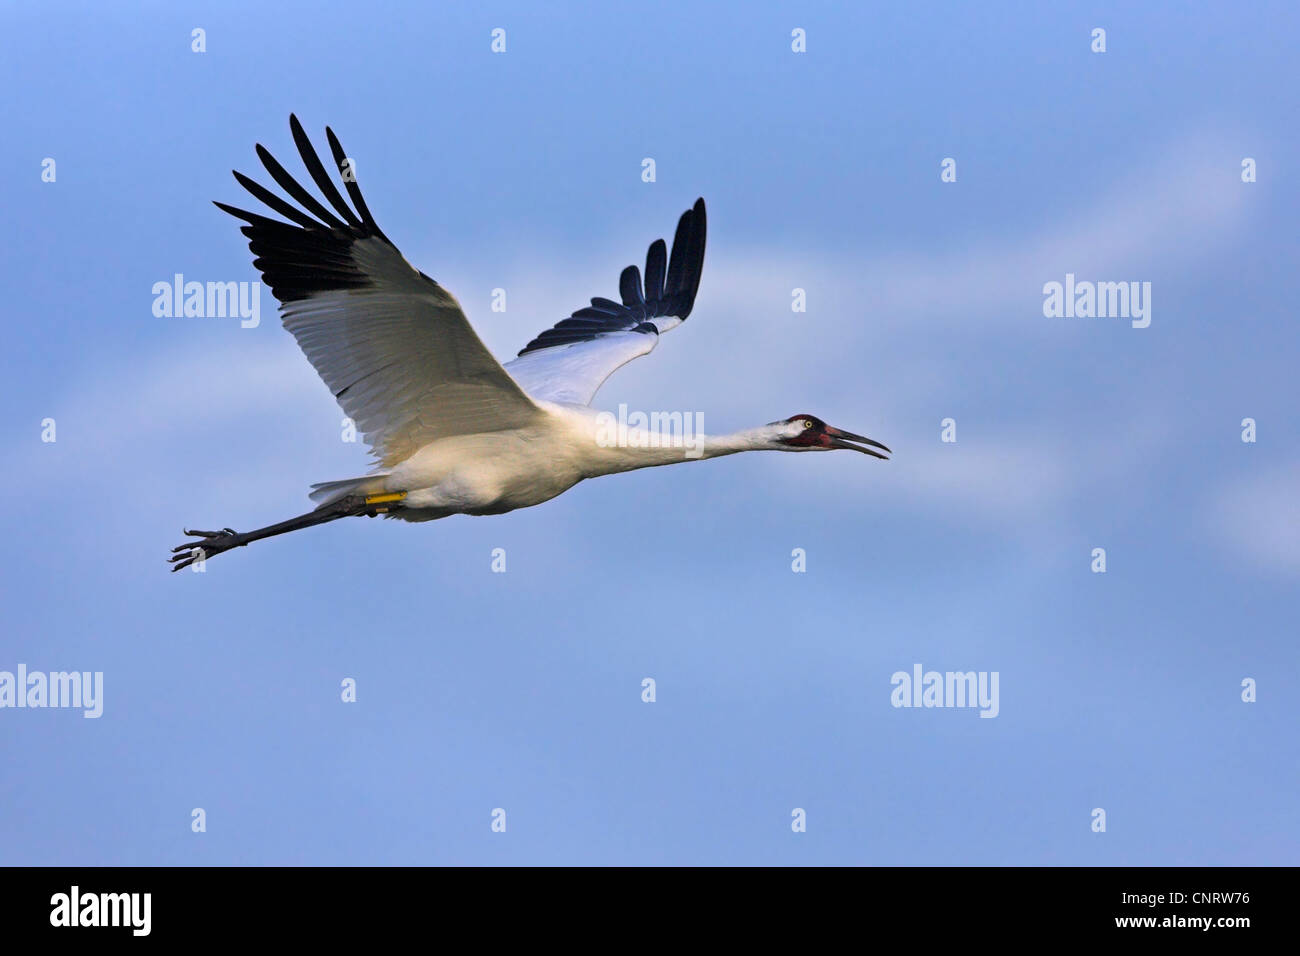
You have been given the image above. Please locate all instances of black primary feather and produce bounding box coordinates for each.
[214,114,393,303]
[517,198,706,356]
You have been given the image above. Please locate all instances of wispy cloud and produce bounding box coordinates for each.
[1209,462,1300,576]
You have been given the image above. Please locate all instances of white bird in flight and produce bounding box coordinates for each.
[171,115,890,571]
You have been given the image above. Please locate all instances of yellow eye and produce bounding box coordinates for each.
[802,420,814,430]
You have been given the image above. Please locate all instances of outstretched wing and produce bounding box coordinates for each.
[216,114,542,467]
[504,198,706,406]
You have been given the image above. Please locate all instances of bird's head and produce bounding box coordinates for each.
[769,414,890,459]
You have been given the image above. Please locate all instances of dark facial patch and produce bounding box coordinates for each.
[781,414,829,447]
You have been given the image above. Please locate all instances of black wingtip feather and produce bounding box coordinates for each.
[231,169,322,230]
[516,198,707,356]
[255,142,348,230]
[643,239,667,302]
[214,116,397,303]
[619,265,645,318]
[290,114,364,230]
[324,125,389,243]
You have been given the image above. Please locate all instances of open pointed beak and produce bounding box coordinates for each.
[825,425,891,460]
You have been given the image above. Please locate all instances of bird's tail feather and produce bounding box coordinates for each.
[308,473,392,505]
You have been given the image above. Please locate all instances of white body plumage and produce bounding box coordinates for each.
[171,116,887,571]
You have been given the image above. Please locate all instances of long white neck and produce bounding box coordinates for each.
[694,428,777,459]
[578,413,782,477]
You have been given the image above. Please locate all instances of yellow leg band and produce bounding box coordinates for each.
[365,492,407,505]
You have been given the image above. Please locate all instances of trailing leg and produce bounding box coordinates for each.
[169,492,406,572]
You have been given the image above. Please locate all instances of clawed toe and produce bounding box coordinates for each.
[180,528,236,540]
[169,528,244,572]
[169,549,203,572]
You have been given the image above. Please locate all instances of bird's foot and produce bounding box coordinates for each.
[169,528,246,572]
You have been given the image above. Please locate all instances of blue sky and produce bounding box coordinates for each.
[1,0,1296,865]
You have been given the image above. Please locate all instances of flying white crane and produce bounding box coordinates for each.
[170,115,889,571]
